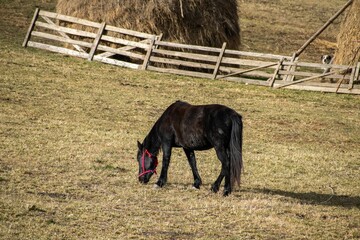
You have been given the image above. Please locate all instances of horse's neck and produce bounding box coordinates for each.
[144,126,161,156]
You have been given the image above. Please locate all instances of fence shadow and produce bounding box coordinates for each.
[244,187,360,209]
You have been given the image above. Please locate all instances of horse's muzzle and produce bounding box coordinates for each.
[138,173,152,184]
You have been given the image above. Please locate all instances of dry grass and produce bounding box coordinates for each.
[1,0,360,239]
[239,0,344,61]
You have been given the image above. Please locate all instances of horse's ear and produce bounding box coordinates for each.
[137,141,143,150]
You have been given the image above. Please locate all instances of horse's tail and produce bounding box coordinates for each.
[230,114,243,189]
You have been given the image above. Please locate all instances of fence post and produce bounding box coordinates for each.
[269,57,284,87]
[212,42,227,80]
[142,36,156,70]
[283,53,298,81]
[88,22,106,61]
[154,33,163,49]
[349,62,360,90]
[23,8,40,47]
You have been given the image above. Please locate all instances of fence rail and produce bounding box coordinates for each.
[23,8,360,95]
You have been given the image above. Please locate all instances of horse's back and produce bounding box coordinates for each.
[158,101,241,149]
[167,101,240,117]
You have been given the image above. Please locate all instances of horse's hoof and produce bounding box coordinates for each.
[223,190,231,196]
[153,184,160,189]
[211,185,219,193]
[192,186,200,190]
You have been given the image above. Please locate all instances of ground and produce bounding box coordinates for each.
[1,0,359,239]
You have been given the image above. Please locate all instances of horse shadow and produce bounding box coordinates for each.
[241,187,360,209]
[157,182,360,209]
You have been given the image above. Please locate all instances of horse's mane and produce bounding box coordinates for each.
[142,101,185,156]
[143,119,162,156]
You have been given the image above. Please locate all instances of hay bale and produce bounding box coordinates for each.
[56,0,241,50]
[334,0,360,65]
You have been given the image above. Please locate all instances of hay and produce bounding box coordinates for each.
[334,0,360,65]
[56,0,241,50]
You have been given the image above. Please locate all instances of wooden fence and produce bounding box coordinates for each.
[23,8,360,95]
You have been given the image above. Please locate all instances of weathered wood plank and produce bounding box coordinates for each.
[269,57,284,87]
[23,8,40,47]
[96,39,151,58]
[353,62,360,83]
[278,70,351,80]
[35,21,97,38]
[31,31,92,48]
[218,62,277,80]
[224,49,291,60]
[276,68,352,89]
[348,62,359,89]
[212,42,227,79]
[153,48,218,62]
[149,55,215,70]
[27,41,89,59]
[281,80,354,88]
[283,61,350,69]
[273,82,360,95]
[101,35,149,49]
[217,64,274,78]
[39,10,102,28]
[154,34,163,49]
[97,44,145,60]
[142,37,156,70]
[105,25,156,39]
[283,53,298,81]
[88,22,106,61]
[221,57,278,68]
[229,72,272,79]
[155,40,221,53]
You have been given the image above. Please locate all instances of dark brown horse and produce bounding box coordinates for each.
[136,100,243,196]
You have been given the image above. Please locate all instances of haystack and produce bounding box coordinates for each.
[334,0,360,65]
[56,0,241,50]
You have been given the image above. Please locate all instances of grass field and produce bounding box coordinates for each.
[1,1,360,239]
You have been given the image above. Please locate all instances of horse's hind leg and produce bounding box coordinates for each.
[213,147,231,196]
[183,148,202,189]
[211,169,224,193]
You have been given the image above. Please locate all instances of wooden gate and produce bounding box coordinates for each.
[23,8,360,95]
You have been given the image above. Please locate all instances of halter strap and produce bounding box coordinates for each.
[138,149,158,177]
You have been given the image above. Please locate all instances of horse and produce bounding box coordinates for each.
[136,100,243,196]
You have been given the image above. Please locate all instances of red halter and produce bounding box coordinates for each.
[138,149,158,177]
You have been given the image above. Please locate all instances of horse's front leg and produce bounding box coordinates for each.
[156,144,172,188]
[183,148,202,189]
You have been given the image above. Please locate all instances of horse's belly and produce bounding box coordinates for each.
[176,132,212,150]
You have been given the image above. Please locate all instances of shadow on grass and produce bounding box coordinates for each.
[248,188,360,209]
[137,182,360,208]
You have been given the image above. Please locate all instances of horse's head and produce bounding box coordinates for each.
[137,141,158,184]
